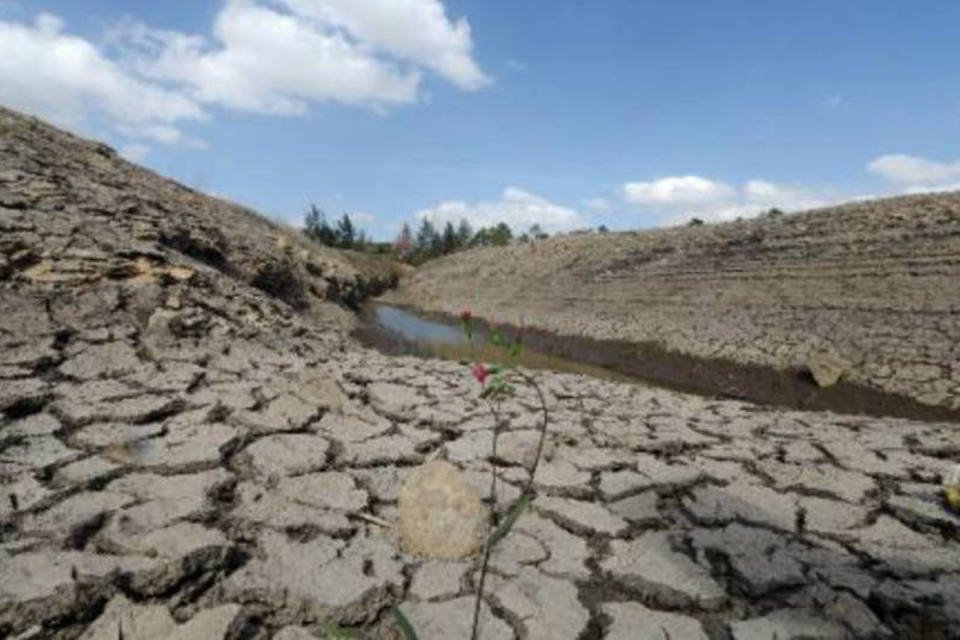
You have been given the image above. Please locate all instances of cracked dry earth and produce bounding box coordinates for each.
[2,110,960,640]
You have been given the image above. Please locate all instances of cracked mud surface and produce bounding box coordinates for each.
[2,107,960,639]
[391,193,960,411]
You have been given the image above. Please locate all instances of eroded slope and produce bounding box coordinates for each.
[1,108,959,639]
[395,198,960,409]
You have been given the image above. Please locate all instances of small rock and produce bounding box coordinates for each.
[397,460,487,559]
[944,463,960,514]
[806,349,848,388]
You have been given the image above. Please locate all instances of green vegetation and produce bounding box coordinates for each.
[396,218,550,265]
[303,204,398,255]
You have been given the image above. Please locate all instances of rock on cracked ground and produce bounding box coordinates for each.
[2,109,960,639]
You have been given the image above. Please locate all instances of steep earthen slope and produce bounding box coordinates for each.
[0,106,399,327]
[395,197,960,408]
[2,108,959,639]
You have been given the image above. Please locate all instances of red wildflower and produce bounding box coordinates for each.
[470,362,490,385]
[460,308,473,322]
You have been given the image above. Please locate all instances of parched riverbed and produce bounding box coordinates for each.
[2,106,960,639]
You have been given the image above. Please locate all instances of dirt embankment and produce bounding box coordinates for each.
[0,106,401,329]
[391,197,960,410]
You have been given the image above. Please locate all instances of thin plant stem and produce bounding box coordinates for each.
[470,400,503,640]
[517,371,550,498]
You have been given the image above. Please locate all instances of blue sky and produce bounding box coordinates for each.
[1,0,959,239]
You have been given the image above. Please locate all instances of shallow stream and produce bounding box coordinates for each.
[354,302,960,423]
[354,303,631,383]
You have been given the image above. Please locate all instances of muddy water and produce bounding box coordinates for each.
[355,302,960,423]
[355,303,632,383]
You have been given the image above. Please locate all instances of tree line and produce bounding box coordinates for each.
[302,202,558,264]
[394,219,550,265]
[302,205,373,251]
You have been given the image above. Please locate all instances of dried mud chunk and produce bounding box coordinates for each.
[397,460,486,559]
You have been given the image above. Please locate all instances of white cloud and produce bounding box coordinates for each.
[867,154,960,186]
[0,13,204,140]
[622,176,736,205]
[117,3,419,114]
[618,175,840,225]
[0,1,488,148]
[277,0,490,90]
[417,187,587,234]
[113,0,488,114]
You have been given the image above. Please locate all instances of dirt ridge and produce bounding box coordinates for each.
[391,194,960,410]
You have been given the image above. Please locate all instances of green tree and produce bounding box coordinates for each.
[456,220,473,247]
[441,221,458,255]
[336,214,356,248]
[303,204,337,246]
[471,227,491,247]
[490,222,513,246]
[415,219,438,257]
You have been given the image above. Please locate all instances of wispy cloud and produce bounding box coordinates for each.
[0,1,489,151]
[867,154,960,186]
[617,175,842,225]
[417,187,586,233]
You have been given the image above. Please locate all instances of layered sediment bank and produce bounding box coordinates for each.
[391,197,960,411]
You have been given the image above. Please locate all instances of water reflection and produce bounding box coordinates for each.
[372,304,465,345]
[360,303,631,383]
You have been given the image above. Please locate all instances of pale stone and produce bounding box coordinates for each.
[806,349,848,388]
[398,460,487,559]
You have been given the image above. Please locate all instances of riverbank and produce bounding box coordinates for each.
[389,197,960,411]
[356,301,960,423]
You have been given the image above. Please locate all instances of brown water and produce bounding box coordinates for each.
[354,303,632,383]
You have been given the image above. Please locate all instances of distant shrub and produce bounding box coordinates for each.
[688,217,704,227]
